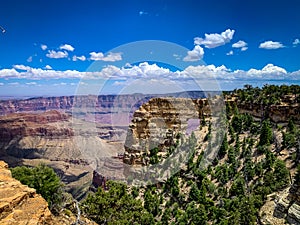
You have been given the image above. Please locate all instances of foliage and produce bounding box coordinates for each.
[80,85,299,224]
[81,181,154,225]
[259,120,273,146]
[11,164,63,211]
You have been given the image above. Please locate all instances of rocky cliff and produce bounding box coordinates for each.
[259,180,300,225]
[124,96,300,165]
[0,160,52,224]
[0,110,73,140]
[123,97,214,165]
[0,161,97,225]
[0,92,206,125]
[0,110,124,199]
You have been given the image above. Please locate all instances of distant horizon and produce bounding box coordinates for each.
[1,83,300,101]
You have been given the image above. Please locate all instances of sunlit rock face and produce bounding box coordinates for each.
[0,160,52,225]
[123,97,213,165]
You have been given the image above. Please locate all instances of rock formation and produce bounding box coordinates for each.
[123,97,214,165]
[0,160,52,224]
[0,161,97,225]
[271,182,300,224]
[0,110,73,140]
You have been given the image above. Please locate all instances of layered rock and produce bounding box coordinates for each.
[0,161,97,225]
[260,180,300,224]
[0,110,73,140]
[0,160,52,224]
[124,97,213,165]
[236,100,300,123]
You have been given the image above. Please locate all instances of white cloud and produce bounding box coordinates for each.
[13,64,31,71]
[194,29,235,48]
[241,47,248,51]
[72,55,86,61]
[247,64,287,76]
[232,40,248,50]
[183,45,204,62]
[226,50,233,56]
[293,38,300,46]
[259,41,284,49]
[89,52,122,62]
[27,56,33,62]
[0,69,19,78]
[44,65,52,70]
[41,44,47,50]
[59,44,75,52]
[46,50,68,59]
[0,63,298,85]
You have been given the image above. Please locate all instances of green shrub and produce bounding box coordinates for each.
[11,164,63,211]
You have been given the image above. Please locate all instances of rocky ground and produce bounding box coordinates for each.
[0,161,96,225]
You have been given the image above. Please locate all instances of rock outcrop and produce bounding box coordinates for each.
[0,160,52,224]
[260,181,300,224]
[235,99,300,123]
[123,97,214,165]
[0,161,97,225]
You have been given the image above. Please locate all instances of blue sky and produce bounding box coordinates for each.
[0,0,300,96]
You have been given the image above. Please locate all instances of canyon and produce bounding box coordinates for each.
[0,91,299,224]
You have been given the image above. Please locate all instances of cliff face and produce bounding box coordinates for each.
[123,97,212,165]
[237,103,300,123]
[0,160,53,224]
[0,110,73,140]
[124,96,300,165]
[0,161,97,225]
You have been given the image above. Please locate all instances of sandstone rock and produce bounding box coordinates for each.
[123,97,215,165]
[0,110,73,140]
[0,161,97,225]
[0,161,52,225]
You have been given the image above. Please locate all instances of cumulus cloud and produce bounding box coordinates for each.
[72,55,86,61]
[13,64,31,71]
[183,45,204,61]
[226,50,233,56]
[46,50,68,59]
[293,38,300,46]
[59,44,75,52]
[0,63,298,85]
[232,40,248,51]
[89,52,122,62]
[247,64,287,76]
[41,44,47,50]
[259,41,284,49]
[44,65,52,70]
[241,47,248,51]
[194,29,235,48]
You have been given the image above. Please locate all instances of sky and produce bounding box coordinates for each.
[0,0,300,97]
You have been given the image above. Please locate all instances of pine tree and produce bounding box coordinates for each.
[259,120,273,146]
[218,133,228,158]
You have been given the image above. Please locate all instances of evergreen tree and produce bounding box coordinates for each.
[81,181,154,225]
[259,120,273,146]
[11,164,63,211]
[218,133,228,158]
